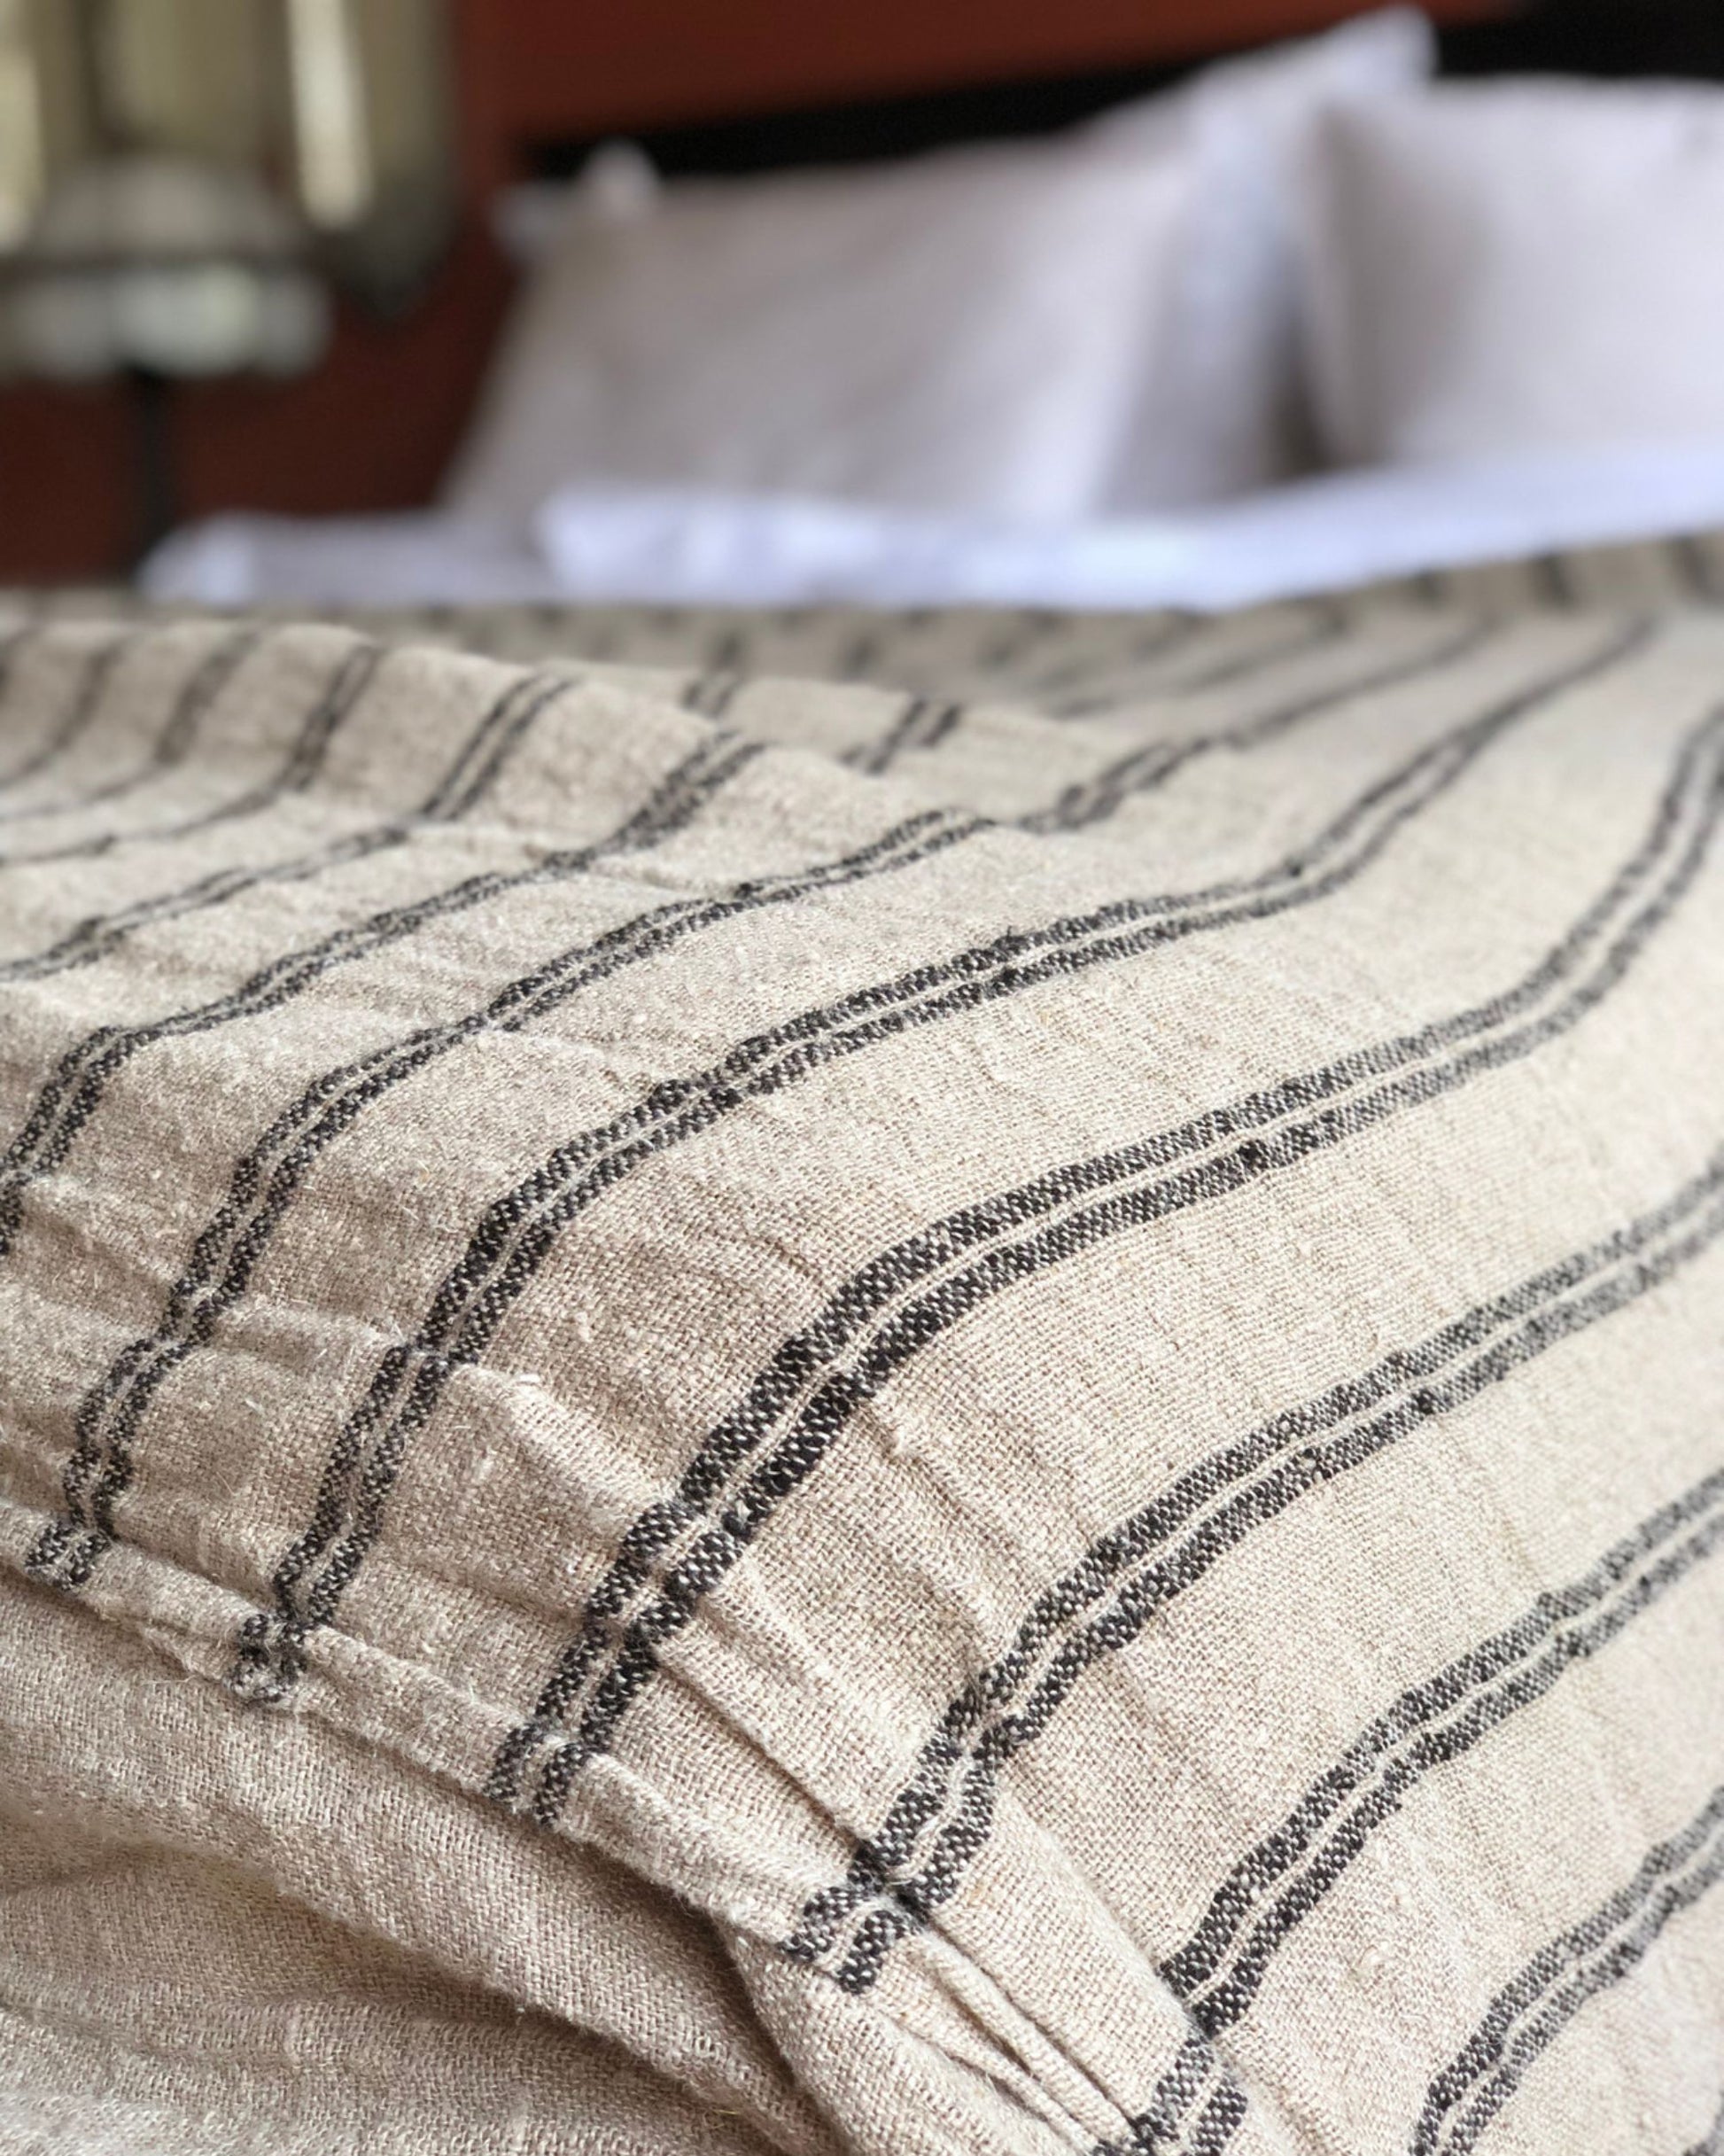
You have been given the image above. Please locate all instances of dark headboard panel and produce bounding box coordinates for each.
[472,0,1506,170]
[1441,0,1724,81]
[519,0,1724,183]
[524,63,1255,183]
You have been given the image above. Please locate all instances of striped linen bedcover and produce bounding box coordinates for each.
[2,537,1723,2155]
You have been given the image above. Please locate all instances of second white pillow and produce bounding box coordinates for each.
[1299,79,1724,468]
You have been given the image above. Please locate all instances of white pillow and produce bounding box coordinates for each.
[447,135,1186,529]
[448,12,1433,528]
[1103,4,1433,507]
[1299,80,1724,468]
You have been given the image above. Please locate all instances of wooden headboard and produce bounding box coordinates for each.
[462,0,1504,170]
[11,0,1724,582]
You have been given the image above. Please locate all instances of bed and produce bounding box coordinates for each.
[5,8,1724,2156]
[7,513,1724,2154]
[137,0,1724,616]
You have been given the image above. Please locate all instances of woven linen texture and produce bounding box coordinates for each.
[3,535,1724,2154]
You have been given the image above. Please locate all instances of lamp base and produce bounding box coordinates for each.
[126,366,179,572]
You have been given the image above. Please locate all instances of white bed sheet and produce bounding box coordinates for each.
[143,437,1724,616]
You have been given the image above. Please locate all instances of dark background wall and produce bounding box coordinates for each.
[1441,0,1724,78]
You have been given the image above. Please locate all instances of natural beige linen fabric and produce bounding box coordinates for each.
[1,553,1723,2155]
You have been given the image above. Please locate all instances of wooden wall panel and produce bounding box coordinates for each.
[0,236,513,581]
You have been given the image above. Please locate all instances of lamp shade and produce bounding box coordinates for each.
[31,152,298,258]
[0,2,456,318]
[6,153,330,379]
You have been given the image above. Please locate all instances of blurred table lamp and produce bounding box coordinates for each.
[4,153,329,554]
[0,0,454,562]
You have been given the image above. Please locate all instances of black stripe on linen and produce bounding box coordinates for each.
[1413,1784,1724,2156]
[490,636,1707,1830]
[700,626,751,676]
[480,638,1672,1819]
[1102,2037,1217,2155]
[237,624,1640,1722]
[1531,553,1579,611]
[1104,2053,1235,2156]
[681,671,744,720]
[0,630,136,796]
[1181,603,1349,688]
[1095,2039,1250,2156]
[410,662,582,823]
[1097,1470,1724,2151]
[0,624,265,828]
[1029,618,1495,834]
[968,611,1077,681]
[0,661,559,987]
[847,696,966,777]
[1044,603,1348,721]
[1670,536,1724,607]
[969,612,1268,720]
[0,669,594,1255]
[0,620,36,720]
[787,1158,1724,1996]
[0,635,384,876]
[1003,615,1203,712]
[1172,1464,1724,2034]
[0,622,41,767]
[31,791,975,1595]
[835,629,887,683]
[1175,2082,1246,2156]
[19,728,772,1582]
